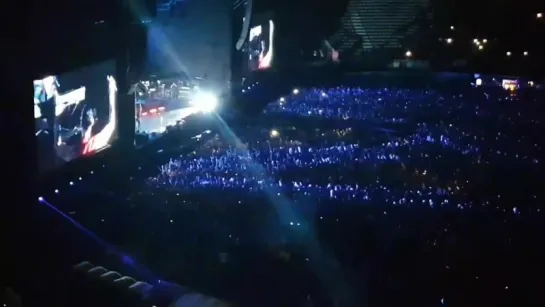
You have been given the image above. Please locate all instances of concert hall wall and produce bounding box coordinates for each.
[327,0,431,64]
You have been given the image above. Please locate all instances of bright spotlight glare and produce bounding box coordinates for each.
[190,92,218,113]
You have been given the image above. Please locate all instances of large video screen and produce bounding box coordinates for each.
[34,61,117,173]
[248,19,275,71]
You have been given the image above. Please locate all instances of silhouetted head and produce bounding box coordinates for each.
[83,108,97,129]
[39,118,50,130]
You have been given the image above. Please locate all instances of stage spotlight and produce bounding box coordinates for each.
[270,129,279,137]
[190,91,218,113]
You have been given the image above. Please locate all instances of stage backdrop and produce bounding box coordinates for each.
[148,0,232,93]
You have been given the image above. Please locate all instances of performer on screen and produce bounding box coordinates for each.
[257,20,274,69]
[53,85,87,162]
[36,118,57,172]
[82,75,117,155]
[135,102,142,132]
[34,76,66,171]
[322,39,340,63]
[248,26,263,71]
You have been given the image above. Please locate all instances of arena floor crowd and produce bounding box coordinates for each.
[48,83,545,307]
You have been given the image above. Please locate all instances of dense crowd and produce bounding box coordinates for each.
[49,83,545,307]
[153,87,543,213]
